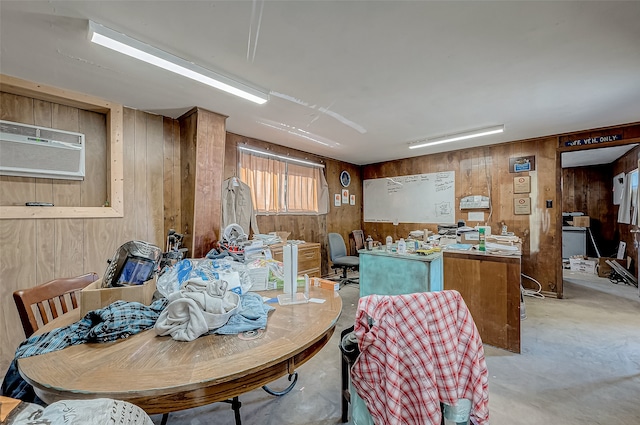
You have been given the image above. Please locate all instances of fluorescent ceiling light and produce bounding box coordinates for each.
[88,21,269,104]
[409,125,504,150]
[238,146,324,168]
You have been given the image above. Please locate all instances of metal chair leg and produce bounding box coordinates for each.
[160,413,169,425]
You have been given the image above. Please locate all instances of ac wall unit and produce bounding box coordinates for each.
[0,120,85,180]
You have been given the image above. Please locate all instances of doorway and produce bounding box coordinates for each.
[559,143,639,296]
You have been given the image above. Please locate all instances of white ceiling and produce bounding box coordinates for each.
[1,1,639,166]
[561,144,638,168]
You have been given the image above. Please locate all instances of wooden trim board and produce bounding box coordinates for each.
[0,74,123,219]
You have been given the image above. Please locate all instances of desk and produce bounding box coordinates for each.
[17,287,341,415]
[443,250,521,353]
[358,248,443,297]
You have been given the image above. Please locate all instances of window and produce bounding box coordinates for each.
[239,149,328,215]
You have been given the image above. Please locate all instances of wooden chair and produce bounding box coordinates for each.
[349,230,366,256]
[13,272,99,338]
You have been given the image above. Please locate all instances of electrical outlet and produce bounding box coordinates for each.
[546,200,552,208]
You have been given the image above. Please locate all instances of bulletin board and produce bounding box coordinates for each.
[363,171,455,223]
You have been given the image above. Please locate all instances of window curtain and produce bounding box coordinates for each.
[239,151,285,214]
[239,150,328,215]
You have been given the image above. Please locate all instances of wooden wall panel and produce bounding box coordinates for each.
[163,117,182,238]
[225,133,362,276]
[179,110,197,254]
[0,93,178,374]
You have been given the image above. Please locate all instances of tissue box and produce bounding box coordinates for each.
[313,278,340,292]
[80,278,156,316]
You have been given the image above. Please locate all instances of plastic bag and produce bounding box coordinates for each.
[156,258,253,298]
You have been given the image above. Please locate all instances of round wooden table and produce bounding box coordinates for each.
[17,287,342,415]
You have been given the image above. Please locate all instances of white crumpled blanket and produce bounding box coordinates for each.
[155,278,240,341]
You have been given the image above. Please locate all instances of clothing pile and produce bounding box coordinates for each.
[155,279,240,341]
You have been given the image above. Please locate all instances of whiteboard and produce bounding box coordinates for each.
[363,171,455,224]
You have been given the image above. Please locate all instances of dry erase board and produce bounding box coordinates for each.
[363,171,455,223]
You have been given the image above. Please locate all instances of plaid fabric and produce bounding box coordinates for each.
[350,291,489,425]
[16,298,168,359]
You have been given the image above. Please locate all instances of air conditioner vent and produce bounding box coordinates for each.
[0,120,85,180]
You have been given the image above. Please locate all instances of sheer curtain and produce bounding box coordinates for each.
[239,150,328,215]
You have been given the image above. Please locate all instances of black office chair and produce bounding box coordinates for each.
[328,233,359,286]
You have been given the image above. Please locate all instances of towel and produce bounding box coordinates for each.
[155,279,240,341]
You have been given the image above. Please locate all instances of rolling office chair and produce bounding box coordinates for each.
[339,291,488,425]
[328,233,359,286]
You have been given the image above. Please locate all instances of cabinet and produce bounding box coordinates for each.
[358,249,443,297]
[270,242,321,278]
[443,251,521,353]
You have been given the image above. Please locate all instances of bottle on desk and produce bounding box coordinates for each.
[386,236,393,252]
[397,238,407,254]
[478,228,486,252]
[366,235,373,250]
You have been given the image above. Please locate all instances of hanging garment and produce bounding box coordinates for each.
[350,291,489,425]
[221,177,259,236]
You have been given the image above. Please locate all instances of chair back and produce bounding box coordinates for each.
[328,233,348,262]
[13,272,99,337]
[350,230,366,255]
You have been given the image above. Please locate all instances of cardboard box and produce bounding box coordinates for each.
[597,257,627,278]
[573,216,590,227]
[80,278,156,316]
[569,257,597,274]
[312,278,340,292]
[460,232,480,245]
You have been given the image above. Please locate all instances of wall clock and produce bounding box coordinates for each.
[340,170,351,188]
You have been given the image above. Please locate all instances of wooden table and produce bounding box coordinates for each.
[17,287,342,415]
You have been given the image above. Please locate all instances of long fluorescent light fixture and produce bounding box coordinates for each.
[409,125,504,150]
[88,20,269,104]
[238,146,324,168]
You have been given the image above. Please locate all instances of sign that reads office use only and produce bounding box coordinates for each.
[564,134,623,147]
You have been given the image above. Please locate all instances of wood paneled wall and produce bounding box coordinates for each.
[225,133,362,276]
[178,108,226,258]
[362,136,561,296]
[0,92,180,374]
[562,164,617,256]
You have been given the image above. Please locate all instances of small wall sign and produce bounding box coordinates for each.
[342,189,349,203]
[564,134,623,147]
[514,197,531,215]
[513,176,531,194]
[334,194,341,207]
[350,194,356,205]
[509,155,535,173]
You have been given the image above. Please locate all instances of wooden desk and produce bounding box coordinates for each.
[270,242,321,277]
[17,287,341,415]
[358,248,443,297]
[443,251,521,353]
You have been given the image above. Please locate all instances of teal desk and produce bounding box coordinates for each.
[358,248,443,297]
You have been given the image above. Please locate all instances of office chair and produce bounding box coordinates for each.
[328,232,359,286]
[340,291,488,425]
[13,272,99,338]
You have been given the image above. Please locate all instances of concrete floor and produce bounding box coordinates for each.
[152,271,640,425]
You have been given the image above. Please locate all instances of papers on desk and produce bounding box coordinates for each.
[443,243,473,251]
[485,241,521,255]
